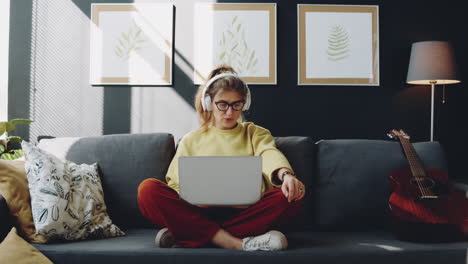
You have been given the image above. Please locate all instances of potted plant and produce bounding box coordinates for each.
[0,119,33,160]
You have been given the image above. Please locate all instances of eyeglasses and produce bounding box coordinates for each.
[214,101,245,111]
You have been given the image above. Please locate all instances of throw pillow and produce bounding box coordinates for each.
[0,227,52,264]
[0,159,47,243]
[21,141,125,241]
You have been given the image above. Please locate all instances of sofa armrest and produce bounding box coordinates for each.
[452,180,468,199]
[0,194,13,241]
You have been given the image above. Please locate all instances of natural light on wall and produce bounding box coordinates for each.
[131,87,198,144]
[29,0,103,142]
[129,0,215,142]
[0,0,10,121]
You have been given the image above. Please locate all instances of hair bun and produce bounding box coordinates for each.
[210,65,237,78]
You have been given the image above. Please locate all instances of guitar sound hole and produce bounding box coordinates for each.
[410,177,435,189]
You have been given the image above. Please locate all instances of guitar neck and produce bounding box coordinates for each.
[398,136,438,198]
[398,136,427,178]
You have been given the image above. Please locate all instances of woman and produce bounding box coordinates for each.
[137,65,305,251]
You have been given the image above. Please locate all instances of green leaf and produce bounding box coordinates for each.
[0,123,6,134]
[327,49,349,57]
[121,32,129,42]
[10,119,32,125]
[0,144,5,154]
[135,29,142,38]
[0,122,15,134]
[219,52,226,60]
[7,136,22,143]
[0,149,23,160]
[115,48,122,57]
[40,187,58,196]
[118,38,125,48]
[329,55,350,61]
[249,50,255,63]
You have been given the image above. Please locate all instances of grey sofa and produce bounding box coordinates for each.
[1,133,468,264]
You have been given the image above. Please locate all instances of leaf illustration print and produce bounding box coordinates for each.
[114,19,146,61]
[54,181,65,199]
[38,208,48,224]
[215,16,258,75]
[327,25,350,61]
[40,187,58,197]
[51,205,60,221]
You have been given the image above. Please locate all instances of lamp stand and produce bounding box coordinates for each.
[430,81,436,142]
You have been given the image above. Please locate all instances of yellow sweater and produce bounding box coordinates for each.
[165,122,293,194]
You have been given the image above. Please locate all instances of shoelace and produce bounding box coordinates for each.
[245,234,271,250]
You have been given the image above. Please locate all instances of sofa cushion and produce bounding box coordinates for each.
[32,228,468,264]
[0,159,47,243]
[39,133,175,229]
[275,137,314,229]
[314,140,447,231]
[0,194,13,242]
[22,141,125,241]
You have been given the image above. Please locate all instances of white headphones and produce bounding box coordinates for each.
[201,72,251,112]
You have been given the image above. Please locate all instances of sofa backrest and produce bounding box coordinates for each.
[42,133,176,229]
[275,136,315,228]
[37,134,449,232]
[313,139,447,231]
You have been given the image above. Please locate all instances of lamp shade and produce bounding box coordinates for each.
[406,41,460,85]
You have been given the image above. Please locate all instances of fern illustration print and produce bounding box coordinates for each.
[327,25,350,62]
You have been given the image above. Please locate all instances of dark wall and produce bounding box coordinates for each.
[222,0,468,180]
[9,0,468,179]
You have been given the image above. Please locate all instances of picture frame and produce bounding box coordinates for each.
[90,3,173,86]
[194,3,277,84]
[298,5,379,86]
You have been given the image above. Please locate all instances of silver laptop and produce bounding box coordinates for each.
[178,156,262,206]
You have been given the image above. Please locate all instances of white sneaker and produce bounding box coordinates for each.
[242,230,288,251]
[154,228,175,248]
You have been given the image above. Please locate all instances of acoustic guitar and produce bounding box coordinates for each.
[388,129,468,242]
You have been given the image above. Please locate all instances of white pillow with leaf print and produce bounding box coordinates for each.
[21,141,125,242]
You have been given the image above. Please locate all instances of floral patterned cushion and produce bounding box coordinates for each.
[21,141,125,242]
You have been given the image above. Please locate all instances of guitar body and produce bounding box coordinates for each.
[387,129,468,242]
[389,168,466,224]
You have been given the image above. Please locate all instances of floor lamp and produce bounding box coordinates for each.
[406,41,461,141]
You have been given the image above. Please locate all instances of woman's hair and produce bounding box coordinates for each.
[194,65,248,132]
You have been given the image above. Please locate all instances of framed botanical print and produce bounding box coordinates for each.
[298,5,379,86]
[90,3,173,85]
[194,3,276,84]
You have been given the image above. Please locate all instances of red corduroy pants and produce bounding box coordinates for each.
[137,178,302,248]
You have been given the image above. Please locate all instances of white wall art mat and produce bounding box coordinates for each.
[194,3,276,84]
[298,5,379,86]
[90,3,173,85]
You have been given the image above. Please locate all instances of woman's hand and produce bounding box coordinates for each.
[281,173,305,203]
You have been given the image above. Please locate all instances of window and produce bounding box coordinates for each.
[0,0,10,121]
